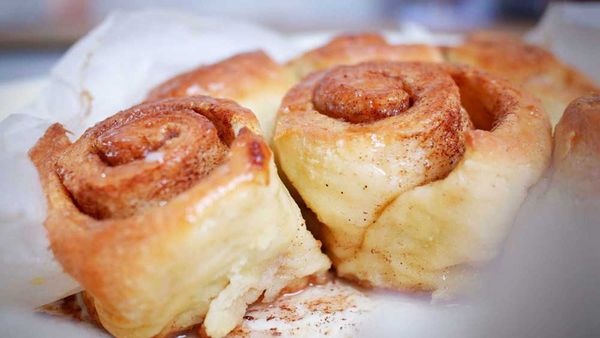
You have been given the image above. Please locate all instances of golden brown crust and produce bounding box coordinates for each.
[148,51,286,102]
[287,33,443,79]
[29,96,330,338]
[275,61,551,292]
[147,51,295,141]
[444,33,599,126]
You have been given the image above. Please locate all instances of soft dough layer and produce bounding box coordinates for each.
[148,51,295,141]
[274,61,551,293]
[29,97,330,338]
[444,33,599,126]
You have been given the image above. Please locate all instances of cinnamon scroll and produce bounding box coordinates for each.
[274,61,551,292]
[29,96,330,338]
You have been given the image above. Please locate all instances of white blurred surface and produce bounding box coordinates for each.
[0,78,45,119]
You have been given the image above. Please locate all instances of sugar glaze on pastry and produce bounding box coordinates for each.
[29,96,330,338]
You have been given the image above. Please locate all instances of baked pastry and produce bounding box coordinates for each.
[274,61,551,292]
[29,96,330,338]
[444,33,599,126]
[287,33,443,79]
[552,95,600,198]
[148,51,294,141]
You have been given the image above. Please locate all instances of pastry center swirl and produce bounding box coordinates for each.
[313,65,412,123]
[94,120,181,166]
[56,98,233,219]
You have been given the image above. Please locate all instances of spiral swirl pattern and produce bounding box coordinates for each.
[275,61,551,292]
[55,97,249,219]
[312,64,411,123]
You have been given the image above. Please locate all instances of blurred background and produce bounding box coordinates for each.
[0,0,592,82]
